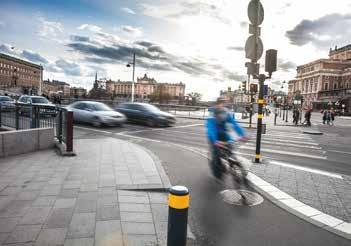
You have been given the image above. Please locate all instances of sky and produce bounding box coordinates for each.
[1,0,351,100]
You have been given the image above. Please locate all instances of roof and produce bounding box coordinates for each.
[329,44,351,55]
[0,53,43,69]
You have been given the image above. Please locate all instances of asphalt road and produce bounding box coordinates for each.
[73,117,351,245]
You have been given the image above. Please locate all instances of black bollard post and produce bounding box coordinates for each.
[167,186,189,246]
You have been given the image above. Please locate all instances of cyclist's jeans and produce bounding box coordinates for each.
[210,144,225,179]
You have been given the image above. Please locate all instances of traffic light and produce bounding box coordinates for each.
[242,81,247,93]
[250,83,258,94]
[265,49,277,77]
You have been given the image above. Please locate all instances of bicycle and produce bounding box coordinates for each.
[214,141,250,204]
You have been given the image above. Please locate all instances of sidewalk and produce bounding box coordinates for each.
[0,138,194,246]
[246,112,351,238]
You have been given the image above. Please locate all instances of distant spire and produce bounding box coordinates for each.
[95,72,97,82]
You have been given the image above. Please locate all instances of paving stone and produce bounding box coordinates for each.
[40,185,62,196]
[20,207,51,225]
[120,212,153,223]
[95,220,123,246]
[77,192,98,201]
[97,196,118,207]
[148,193,167,204]
[119,203,151,213]
[150,204,168,222]
[64,238,94,246]
[0,200,31,218]
[123,234,158,246]
[45,209,74,229]
[0,186,23,195]
[98,188,116,196]
[67,213,96,239]
[0,217,20,232]
[75,200,97,213]
[63,181,81,190]
[96,206,120,221]
[118,196,149,204]
[54,198,77,209]
[80,184,98,192]
[6,225,41,244]
[15,191,40,201]
[121,222,155,235]
[34,228,67,246]
[32,196,57,207]
[58,189,79,199]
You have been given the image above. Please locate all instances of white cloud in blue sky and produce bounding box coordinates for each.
[0,0,351,99]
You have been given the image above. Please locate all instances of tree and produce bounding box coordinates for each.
[150,85,171,104]
[187,92,202,106]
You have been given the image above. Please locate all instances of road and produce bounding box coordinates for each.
[73,117,351,245]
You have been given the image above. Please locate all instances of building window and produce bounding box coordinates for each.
[314,83,317,91]
[324,83,328,91]
[346,82,349,89]
[333,83,337,90]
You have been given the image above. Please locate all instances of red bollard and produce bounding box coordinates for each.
[66,110,74,153]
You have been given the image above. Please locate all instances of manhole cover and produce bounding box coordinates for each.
[220,189,264,206]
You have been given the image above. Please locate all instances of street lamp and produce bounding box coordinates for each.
[126,52,136,103]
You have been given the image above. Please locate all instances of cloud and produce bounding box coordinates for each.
[66,34,245,80]
[221,70,246,82]
[21,50,49,64]
[0,44,48,64]
[286,13,351,49]
[37,17,63,38]
[278,59,296,72]
[55,59,82,76]
[0,21,5,28]
[78,24,102,33]
[240,21,248,29]
[121,7,136,15]
[70,35,90,42]
[142,1,230,24]
[227,46,244,52]
[121,25,143,36]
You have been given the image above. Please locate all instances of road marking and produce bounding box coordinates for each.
[269,160,343,179]
[239,145,327,160]
[116,132,163,143]
[249,138,319,146]
[116,123,204,135]
[74,126,114,134]
[327,149,351,155]
[244,141,322,150]
[261,133,312,140]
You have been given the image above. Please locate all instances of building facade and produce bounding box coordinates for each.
[70,87,87,98]
[0,53,43,95]
[288,45,351,112]
[105,74,186,100]
[43,79,70,96]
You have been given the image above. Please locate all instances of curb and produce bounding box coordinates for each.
[302,130,324,135]
[246,171,351,240]
[54,139,76,156]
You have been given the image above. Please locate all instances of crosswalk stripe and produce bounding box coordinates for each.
[238,145,326,160]
[252,138,319,146]
[262,133,312,140]
[244,141,322,150]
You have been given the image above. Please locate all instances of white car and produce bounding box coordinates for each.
[67,101,126,127]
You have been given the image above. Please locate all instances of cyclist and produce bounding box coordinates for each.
[206,97,248,180]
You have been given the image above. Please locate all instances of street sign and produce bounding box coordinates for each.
[245,35,263,61]
[248,0,264,25]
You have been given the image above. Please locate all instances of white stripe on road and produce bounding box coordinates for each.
[250,138,319,146]
[74,126,113,134]
[117,123,204,135]
[269,160,343,179]
[262,133,312,140]
[327,149,351,155]
[239,145,327,160]
[244,141,322,150]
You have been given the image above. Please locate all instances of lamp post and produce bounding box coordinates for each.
[126,52,136,102]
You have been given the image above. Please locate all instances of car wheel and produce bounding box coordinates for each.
[92,117,102,127]
[146,119,156,127]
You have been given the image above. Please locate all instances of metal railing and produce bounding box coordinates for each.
[0,103,74,153]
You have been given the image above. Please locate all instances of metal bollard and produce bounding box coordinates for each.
[66,110,74,153]
[167,186,189,246]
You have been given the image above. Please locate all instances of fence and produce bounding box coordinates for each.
[0,103,74,153]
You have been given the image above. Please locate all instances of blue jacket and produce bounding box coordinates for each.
[206,110,246,143]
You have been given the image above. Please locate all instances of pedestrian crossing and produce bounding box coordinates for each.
[239,129,327,161]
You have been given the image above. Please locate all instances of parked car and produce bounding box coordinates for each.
[67,101,126,127]
[115,103,176,127]
[0,96,15,111]
[17,95,57,117]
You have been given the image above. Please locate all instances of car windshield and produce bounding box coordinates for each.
[141,104,160,112]
[0,97,12,102]
[32,97,49,104]
[90,103,112,111]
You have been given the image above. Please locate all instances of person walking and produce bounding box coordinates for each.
[293,108,300,125]
[304,108,312,126]
[330,108,335,126]
[322,109,331,125]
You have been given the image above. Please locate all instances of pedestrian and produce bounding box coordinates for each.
[330,108,335,125]
[322,110,331,125]
[304,108,311,126]
[293,108,300,125]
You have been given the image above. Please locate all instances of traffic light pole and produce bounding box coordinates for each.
[255,74,265,163]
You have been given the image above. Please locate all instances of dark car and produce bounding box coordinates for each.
[0,96,15,111]
[17,95,57,117]
[115,103,176,127]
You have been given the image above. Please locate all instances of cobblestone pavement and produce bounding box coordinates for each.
[0,138,194,246]
[251,164,351,223]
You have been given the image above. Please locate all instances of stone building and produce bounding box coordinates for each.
[105,74,186,100]
[0,53,43,95]
[70,87,87,98]
[288,45,351,112]
[42,79,70,96]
